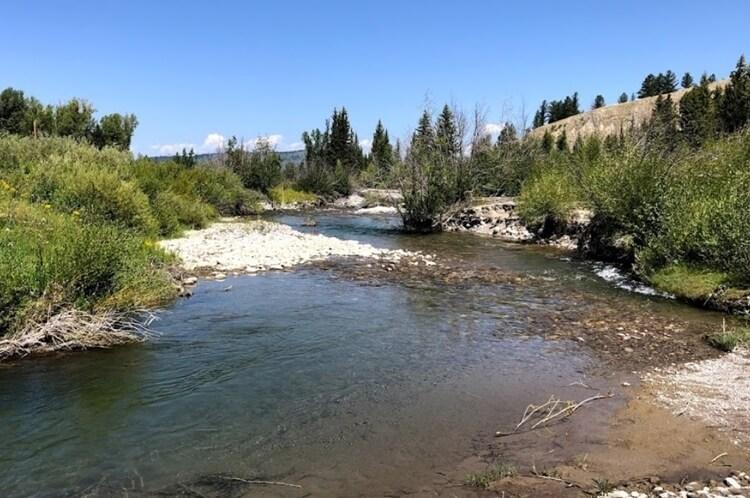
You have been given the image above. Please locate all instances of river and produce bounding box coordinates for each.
[0,213,724,497]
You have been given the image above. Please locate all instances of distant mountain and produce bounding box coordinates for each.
[149,149,305,166]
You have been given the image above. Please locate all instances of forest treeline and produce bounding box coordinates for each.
[0,88,138,150]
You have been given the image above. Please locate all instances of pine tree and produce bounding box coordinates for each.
[435,105,460,159]
[638,74,657,98]
[371,120,393,172]
[556,130,568,151]
[533,100,547,128]
[411,110,435,156]
[593,95,606,109]
[718,55,750,133]
[541,130,554,152]
[497,123,517,148]
[649,95,679,147]
[681,72,694,89]
[618,92,629,104]
[679,82,717,147]
[663,70,678,93]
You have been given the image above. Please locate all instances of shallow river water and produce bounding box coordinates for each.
[0,213,724,497]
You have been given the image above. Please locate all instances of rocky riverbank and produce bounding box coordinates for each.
[442,197,592,250]
[159,219,425,281]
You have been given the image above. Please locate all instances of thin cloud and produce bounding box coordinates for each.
[483,122,505,136]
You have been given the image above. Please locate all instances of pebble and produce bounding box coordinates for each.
[602,472,750,498]
[160,221,425,275]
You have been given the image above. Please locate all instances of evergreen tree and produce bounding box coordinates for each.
[556,130,568,151]
[175,148,197,167]
[718,55,750,133]
[593,95,606,109]
[541,130,554,153]
[662,70,678,93]
[649,94,679,147]
[681,72,694,89]
[435,105,460,159]
[618,92,629,104]
[497,123,517,148]
[533,100,547,128]
[411,110,435,157]
[371,120,393,172]
[638,74,657,98]
[679,82,717,147]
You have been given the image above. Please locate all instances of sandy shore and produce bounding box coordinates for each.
[159,220,426,275]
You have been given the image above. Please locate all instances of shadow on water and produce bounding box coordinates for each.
[0,213,727,497]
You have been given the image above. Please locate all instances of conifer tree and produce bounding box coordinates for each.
[649,94,679,147]
[618,92,629,104]
[593,95,606,109]
[497,123,517,148]
[541,130,554,152]
[681,72,694,88]
[435,105,460,159]
[556,131,568,151]
[411,110,435,157]
[371,120,393,172]
[679,82,717,147]
[663,70,678,93]
[718,55,750,133]
[533,100,547,128]
[638,74,657,98]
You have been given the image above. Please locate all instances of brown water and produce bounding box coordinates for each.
[0,213,723,497]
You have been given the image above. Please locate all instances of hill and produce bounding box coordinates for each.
[529,81,727,143]
[150,149,305,166]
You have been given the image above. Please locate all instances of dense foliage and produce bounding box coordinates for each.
[0,136,262,336]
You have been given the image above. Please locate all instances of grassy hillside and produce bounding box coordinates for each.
[529,81,728,143]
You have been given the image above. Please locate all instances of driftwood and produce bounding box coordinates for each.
[496,393,614,437]
[0,309,156,360]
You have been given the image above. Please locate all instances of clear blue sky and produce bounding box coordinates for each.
[2,1,748,155]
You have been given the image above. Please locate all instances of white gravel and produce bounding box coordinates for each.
[159,220,420,274]
[602,471,750,497]
[644,348,750,446]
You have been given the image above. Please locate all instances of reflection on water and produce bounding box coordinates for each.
[0,214,723,497]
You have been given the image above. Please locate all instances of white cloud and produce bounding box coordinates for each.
[151,132,295,156]
[483,122,505,136]
[359,138,372,153]
[150,143,196,155]
[245,134,283,150]
[202,133,226,152]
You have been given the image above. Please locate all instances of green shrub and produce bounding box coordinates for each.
[152,191,216,236]
[31,163,159,235]
[0,199,174,334]
[269,184,317,205]
[517,165,578,230]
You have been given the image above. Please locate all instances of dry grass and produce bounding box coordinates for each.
[0,309,156,360]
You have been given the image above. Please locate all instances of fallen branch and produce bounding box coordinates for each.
[221,477,302,489]
[710,452,728,463]
[496,393,613,437]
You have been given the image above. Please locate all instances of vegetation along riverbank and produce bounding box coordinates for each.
[3,54,750,358]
